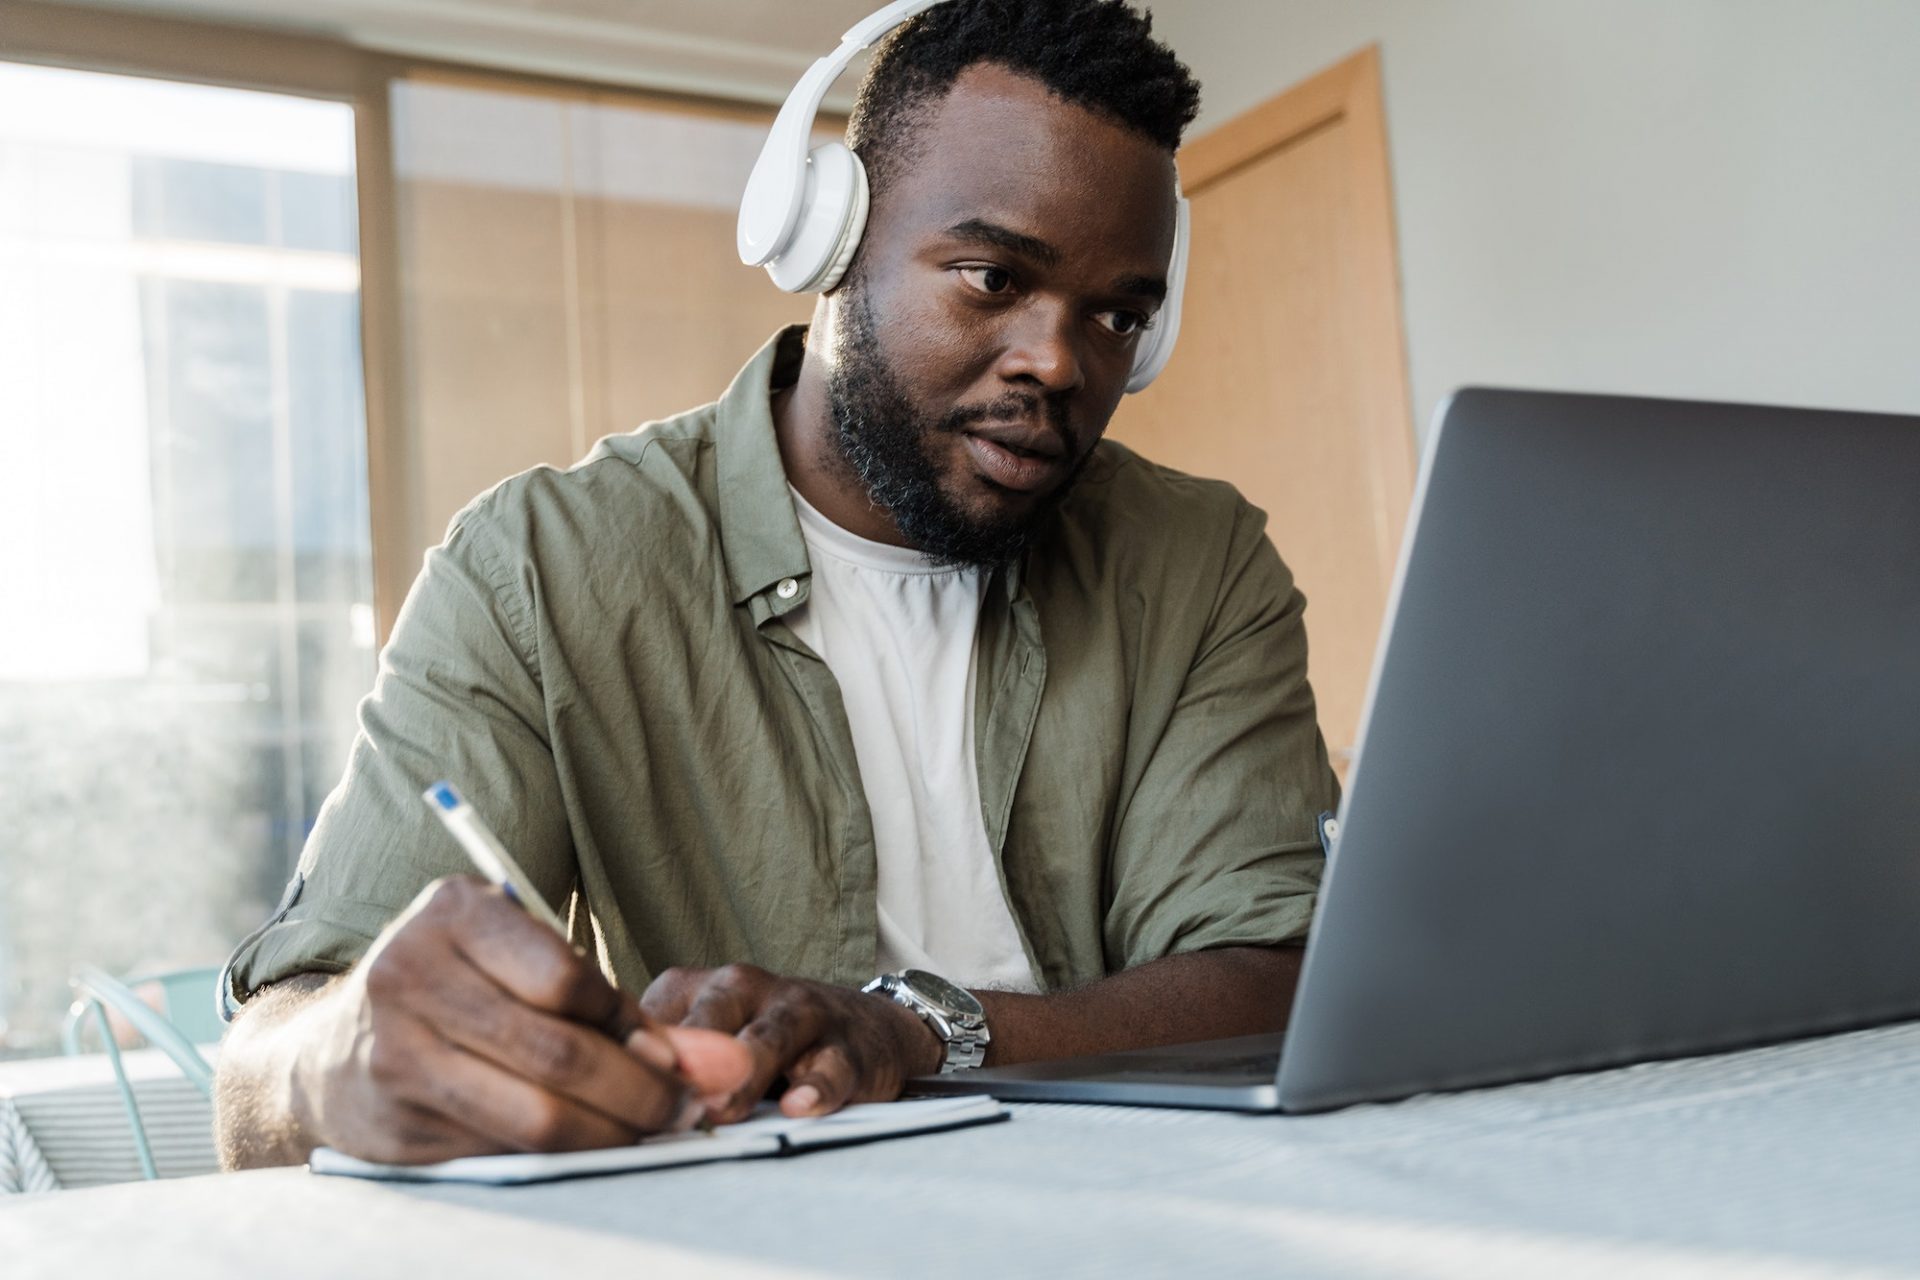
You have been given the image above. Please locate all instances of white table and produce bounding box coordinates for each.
[0,1049,219,1193]
[4,1022,1920,1278]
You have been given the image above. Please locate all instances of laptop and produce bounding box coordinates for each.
[912,388,1920,1113]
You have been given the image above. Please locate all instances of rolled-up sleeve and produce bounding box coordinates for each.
[1102,502,1339,968]
[223,494,575,1010]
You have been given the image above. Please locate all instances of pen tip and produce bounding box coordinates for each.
[427,782,460,811]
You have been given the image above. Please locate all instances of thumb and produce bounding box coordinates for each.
[659,1024,757,1102]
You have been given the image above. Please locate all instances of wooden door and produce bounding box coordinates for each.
[1111,46,1416,775]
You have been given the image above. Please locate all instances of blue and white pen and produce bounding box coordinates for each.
[423,782,571,937]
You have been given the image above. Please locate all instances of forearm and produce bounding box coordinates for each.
[975,945,1302,1067]
[212,973,339,1170]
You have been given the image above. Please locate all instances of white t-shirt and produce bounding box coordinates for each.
[785,486,1040,993]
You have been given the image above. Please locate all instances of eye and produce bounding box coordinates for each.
[1096,309,1153,338]
[957,265,1015,295]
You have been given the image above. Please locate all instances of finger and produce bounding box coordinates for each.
[597,997,657,1044]
[423,956,695,1135]
[448,885,644,1037]
[736,996,829,1082]
[376,1103,511,1165]
[624,1028,682,1076]
[780,1042,861,1118]
[658,1026,757,1102]
[639,967,711,1026]
[346,1016,514,1164]
[337,1100,509,1167]
[719,997,831,1121]
[678,977,758,1035]
[456,887,670,1058]
[410,1033,644,1154]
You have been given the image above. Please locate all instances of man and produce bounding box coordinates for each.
[215,0,1338,1169]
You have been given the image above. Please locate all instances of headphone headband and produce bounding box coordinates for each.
[737,0,944,267]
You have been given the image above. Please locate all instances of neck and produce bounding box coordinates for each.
[772,328,914,548]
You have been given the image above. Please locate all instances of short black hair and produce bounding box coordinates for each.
[846,0,1201,196]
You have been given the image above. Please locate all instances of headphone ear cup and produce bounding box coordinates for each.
[1127,309,1171,395]
[766,142,870,294]
[1125,193,1191,394]
[811,153,870,294]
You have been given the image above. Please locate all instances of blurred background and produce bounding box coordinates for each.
[1,0,1915,1059]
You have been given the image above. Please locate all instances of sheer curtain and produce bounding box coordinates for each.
[386,75,819,572]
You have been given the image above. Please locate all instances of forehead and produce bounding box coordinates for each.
[874,62,1178,267]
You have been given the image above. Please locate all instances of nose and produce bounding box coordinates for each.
[995,301,1086,396]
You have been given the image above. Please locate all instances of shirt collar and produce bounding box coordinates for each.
[716,326,812,611]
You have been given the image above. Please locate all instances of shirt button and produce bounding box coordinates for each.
[776,578,800,600]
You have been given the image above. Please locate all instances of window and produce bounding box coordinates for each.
[0,64,374,1056]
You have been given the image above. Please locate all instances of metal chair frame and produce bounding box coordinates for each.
[62,966,221,1181]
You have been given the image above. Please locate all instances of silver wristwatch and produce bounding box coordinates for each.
[862,968,991,1073]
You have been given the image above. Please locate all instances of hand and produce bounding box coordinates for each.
[291,877,754,1164]
[641,964,945,1123]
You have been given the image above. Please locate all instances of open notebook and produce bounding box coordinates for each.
[308,1095,1009,1185]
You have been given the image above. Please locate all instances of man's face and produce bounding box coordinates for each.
[823,63,1180,566]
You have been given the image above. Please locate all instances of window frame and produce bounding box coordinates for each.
[3,0,816,642]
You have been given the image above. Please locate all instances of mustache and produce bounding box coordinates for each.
[940,392,1077,450]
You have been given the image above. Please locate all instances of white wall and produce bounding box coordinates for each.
[1149,0,1920,439]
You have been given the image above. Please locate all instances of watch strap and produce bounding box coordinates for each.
[863,971,990,1073]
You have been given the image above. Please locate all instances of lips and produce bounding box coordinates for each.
[967,423,1065,461]
[964,433,1067,494]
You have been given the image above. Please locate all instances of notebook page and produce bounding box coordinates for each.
[766,1096,1008,1149]
[308,1097,1008,1184]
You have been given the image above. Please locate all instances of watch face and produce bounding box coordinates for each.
[902,969,983,1018]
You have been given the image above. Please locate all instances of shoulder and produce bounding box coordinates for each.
[442,402,724,567]
[1028,440,1298,669]
[1046,438,1276,580]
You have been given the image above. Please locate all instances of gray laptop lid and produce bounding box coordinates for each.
[1277,389,1920,1113]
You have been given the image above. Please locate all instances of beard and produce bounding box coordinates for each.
[823,287,1090,569]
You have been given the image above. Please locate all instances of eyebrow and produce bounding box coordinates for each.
[943,218,1169,305]
[945,218,1061,268]
[1113,273,1169,306]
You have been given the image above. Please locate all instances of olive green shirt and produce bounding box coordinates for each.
[226,328,1338,1006]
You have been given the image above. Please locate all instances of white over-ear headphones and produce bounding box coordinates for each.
[735,0,1190,394]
